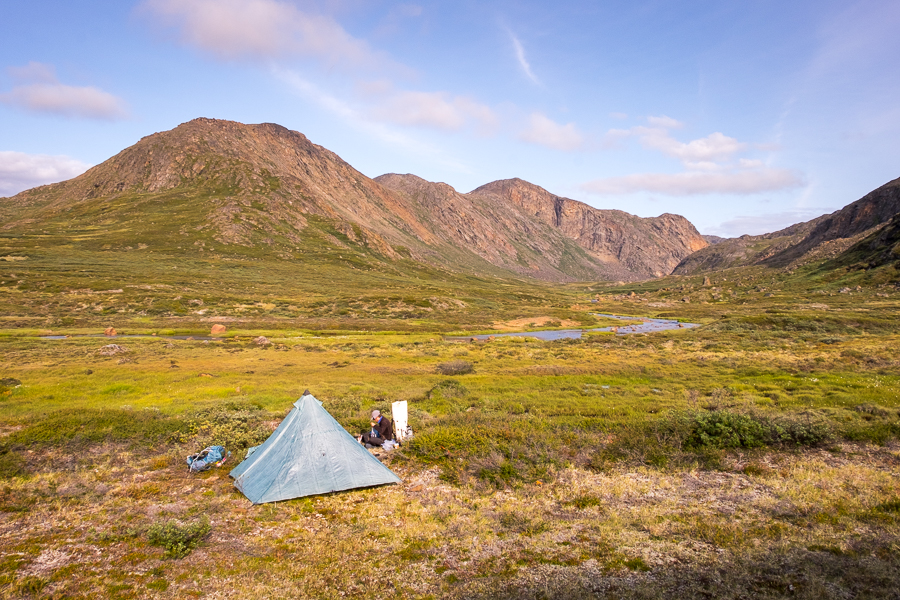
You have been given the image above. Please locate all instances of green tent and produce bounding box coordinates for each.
[230,393,401,504]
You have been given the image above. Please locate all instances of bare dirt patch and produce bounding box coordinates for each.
[491,316,580,331]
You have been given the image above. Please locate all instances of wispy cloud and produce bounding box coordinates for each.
[582,116,804,196]
[0,151,91,196]
[140,0,388,70]
[519,112,585,151]
[273,67,471,172]
[368,89,497,133]
[0,62,128,120]
[646,115,683,129]
[507,30,540,85]
[581,169,804,197]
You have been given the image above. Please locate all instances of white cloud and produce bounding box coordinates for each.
[508,30,540,85]
[646,115,683,129]
[519,112,584,151]
[0,151,91,196]
[273,67,471,172]
[640,130,746,163]
[0,62,128,120]
[580,168,804,196]
[586,114,805,196]
[140,0,384,69]
[370,90,497,132]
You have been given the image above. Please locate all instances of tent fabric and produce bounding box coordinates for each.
[230,393,401,504]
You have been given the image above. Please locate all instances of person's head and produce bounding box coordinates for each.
[371,410,381,421]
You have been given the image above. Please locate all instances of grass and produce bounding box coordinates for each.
[1,243,900,596]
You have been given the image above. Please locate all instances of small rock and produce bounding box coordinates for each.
[253,336,271,346]
[199,373,214,378]
[211,324,227,335]
[97,344,127,356]
[104,327,117,337]
[703,276,711,286]
[839,287,851,293]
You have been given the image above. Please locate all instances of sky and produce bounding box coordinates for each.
[1,0,899,237]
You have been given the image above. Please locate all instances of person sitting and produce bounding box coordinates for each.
[359,409,393,446]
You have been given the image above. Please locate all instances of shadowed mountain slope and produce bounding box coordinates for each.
[2,118,707,283]
[674,177,900,275]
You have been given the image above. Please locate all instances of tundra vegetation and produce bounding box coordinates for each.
[0,246,899,599]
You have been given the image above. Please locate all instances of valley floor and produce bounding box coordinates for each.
[1,279,900,599]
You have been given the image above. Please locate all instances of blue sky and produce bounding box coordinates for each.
[1,0,898,236]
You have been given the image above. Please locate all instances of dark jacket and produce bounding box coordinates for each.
[374,416,393,440]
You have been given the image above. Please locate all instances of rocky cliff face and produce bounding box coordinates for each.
[3,118,710,282]
[470,178,708,278]
[673,177,900,275]
[375,174,641,282]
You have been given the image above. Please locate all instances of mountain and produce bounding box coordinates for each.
[822,212,900,272]
[1,118,706,283]
[469,179,707,278]
[373,173,640,282]
[673,177,900,275]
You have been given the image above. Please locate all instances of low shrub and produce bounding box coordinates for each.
[426,380,469,399]
[770,412,832,446]
[147,516,211,559]
[0,449,26,479]
[682,409,832,450]
[685,411,769,449]
[174,402,272,450]
[8,409,188,449]
[435,360,474,375]
[564,494,604,509]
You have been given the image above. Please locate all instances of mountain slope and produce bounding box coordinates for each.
[374,174,640,282]
[1,117,707,283]
[674,177,900,275]
[470,178,708,278]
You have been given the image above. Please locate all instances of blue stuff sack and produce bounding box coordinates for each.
[186,445,227,473]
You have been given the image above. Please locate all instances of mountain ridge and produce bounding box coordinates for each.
[2,117,708,283]
[673,177,900,275]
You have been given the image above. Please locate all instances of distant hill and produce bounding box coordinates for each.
[1,118,707,283]
[674,177,900,275]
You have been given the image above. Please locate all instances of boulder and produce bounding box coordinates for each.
[253,336,271,346]
[104,327,117,337]
[211,324,227,335]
